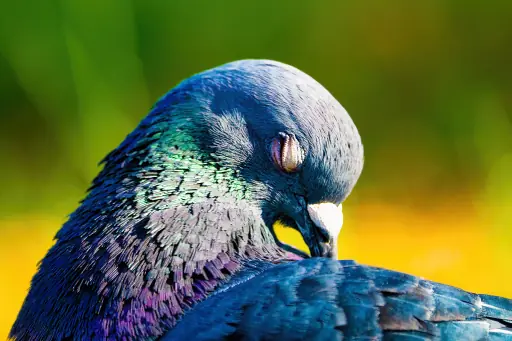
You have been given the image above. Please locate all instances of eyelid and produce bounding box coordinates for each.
[271,132,304,173]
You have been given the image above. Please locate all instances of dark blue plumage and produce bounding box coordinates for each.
[10,60,512,340]
[168,259,512,340]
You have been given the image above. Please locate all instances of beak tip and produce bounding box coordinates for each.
[311,241,338,260]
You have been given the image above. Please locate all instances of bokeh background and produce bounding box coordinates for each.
[1,1,512,338]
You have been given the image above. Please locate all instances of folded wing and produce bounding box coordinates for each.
[164,259,512,341]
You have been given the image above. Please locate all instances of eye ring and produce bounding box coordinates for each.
[270,132,304,173]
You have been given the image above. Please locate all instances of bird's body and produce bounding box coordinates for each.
[10,60,512,340]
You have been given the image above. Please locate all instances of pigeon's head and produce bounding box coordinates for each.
[131,60,363,259]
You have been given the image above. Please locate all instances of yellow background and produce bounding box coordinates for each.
[1,1,511,339]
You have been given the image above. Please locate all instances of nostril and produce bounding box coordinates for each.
[307,202,343,244]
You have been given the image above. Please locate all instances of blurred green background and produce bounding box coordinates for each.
[1,1,511,338]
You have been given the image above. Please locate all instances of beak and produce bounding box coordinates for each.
[298,202,343,259]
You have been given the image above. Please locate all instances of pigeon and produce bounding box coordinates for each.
[10,60,512,340]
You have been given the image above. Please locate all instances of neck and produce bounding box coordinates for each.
[12,199,286,340]
[11,146,287,340]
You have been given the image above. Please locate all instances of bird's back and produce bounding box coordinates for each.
[166,258,512,341]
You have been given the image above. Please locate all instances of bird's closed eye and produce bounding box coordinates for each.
[271,132,304,173]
